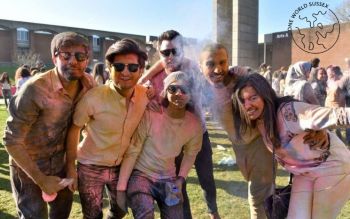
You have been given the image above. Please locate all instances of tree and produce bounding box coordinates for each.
[328,0,350,23]
[15,50,43,68]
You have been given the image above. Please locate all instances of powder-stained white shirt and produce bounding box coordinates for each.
[124,109,202,179]
[257,101,350,175]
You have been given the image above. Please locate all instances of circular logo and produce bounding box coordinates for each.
[288,3,340,54]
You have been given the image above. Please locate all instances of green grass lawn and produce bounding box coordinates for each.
[0,105,349,219]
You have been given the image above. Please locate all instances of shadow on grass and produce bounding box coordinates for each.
[276,168,290,177]
[212,163,238,172]
[207,130,227,136]
[215,178,248,198]
[0,144,12,193]
[0,211,16,219]
[0,167,10,176]
[73,193,81,203]
[213,163,290,177]
[186,175,247,199]
[210,142,231,148]
[0,176,12,192]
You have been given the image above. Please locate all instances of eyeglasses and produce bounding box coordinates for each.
[167,85,189,95]
[112,63,140,73]
[160,48,178,57]
[55,51,88,62]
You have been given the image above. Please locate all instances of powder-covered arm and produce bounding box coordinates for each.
[117,112,150,191]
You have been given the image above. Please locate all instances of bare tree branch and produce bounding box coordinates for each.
[328,0,350,23]
[15,50,43,68]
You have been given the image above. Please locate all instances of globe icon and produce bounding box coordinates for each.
[289,6,340,54]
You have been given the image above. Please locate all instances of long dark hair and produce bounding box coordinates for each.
[232,73,294,148]
[92,62,106,84]
[309,67,326,83]
[15,67,31,82]
[0,72,10,84]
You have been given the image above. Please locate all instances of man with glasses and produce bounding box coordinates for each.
[3,32,94,219]
[66,38,149,219]
[139,30,221,219]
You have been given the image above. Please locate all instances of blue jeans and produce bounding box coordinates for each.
[175,131,218,218]
[10,165,73,219]
[127,170,183,219]
[77,163,125,219]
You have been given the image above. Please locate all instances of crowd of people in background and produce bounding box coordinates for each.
[0,64,47,102]
[1,30,350,219]
[260,58,350,144]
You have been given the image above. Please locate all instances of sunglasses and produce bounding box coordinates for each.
[112,63,140,73]
[167,85,189,95]
[55,51,88,62]
[160,48,178,57]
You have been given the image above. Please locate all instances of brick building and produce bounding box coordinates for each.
[0,19,148,67]
[260,22,350,72]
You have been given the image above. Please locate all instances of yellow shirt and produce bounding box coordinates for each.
[74,81,148,166]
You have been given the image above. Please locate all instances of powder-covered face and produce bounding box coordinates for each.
[200,48,229,87]
[317,69,327,82]
[166,81,190,109]
[52,45,89,81]
[159,38,184,72]
[110,53,143,90]
[239,86,265,121]
[326,68,336,81]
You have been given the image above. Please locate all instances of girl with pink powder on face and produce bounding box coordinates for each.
[232,73,350,219]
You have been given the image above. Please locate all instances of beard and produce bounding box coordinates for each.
[65,75,81,81]
[61,66,84,81]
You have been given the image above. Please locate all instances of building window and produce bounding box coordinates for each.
[17,28,29,41]
[17,28,29,47]
[92,35,100,52]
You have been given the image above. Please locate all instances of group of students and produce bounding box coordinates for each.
[2,29,350,219]
[0,65,44,108]
[276,60,350,145]
[3,30,218,219]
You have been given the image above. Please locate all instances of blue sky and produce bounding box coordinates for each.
[259,0,343,38]
[0,0,344,42]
